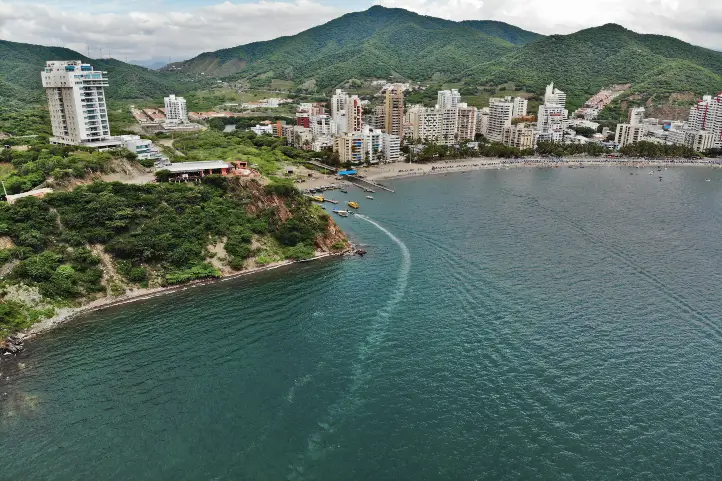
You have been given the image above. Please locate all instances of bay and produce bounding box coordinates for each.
[2,166,722,480]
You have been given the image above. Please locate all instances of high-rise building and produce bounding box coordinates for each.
[346,96,364,133]
[440,108,458,145]
[437,89,461,109]
[164,94,188,124]
[684,130,716,151]
[512,97,528,118]
[537,105,567,142]
[615,124,646,147]
[406,105,442,143]
[385,84,405,139]
[487,99,514,142]
[362,125,383,163]
[372,105,386,130]
[382,133,401,162]
[502,124,535,150]
[334,132,365,164]
[688,94,722,147]
[476,108,490,136]
[544,82,567,108]
[457,104,478,141]
[41,60,113,146]
[331,89,350,135]
[628,107,645,125]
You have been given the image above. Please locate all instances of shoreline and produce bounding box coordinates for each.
[19,251,344,341]
[359,158,722,182]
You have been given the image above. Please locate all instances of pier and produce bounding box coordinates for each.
[346,175,395,193]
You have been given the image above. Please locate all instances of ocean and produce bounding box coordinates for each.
[2,166,722,480]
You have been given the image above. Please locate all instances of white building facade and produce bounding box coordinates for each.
[41,61,113,146]
[164,94,188,123]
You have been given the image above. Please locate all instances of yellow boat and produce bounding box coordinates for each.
[348,201,359,209]
[312,195,324,202]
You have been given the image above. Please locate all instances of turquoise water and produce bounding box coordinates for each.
[2,167,722,480]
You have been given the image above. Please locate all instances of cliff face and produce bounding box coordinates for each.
[315,218,349,253]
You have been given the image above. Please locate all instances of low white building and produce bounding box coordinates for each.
[118,135,163,162]
[251,124,273,135]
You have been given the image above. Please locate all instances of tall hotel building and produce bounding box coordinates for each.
[41,61,117,147]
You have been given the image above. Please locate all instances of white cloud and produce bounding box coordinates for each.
[0,0,344,61]
[376,0,722,50]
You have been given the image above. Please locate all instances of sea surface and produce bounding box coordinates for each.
[2,166,722,480]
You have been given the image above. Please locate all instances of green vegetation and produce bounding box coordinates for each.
[459,20,542,45]
[171,129,331,177]
[0,144,139,195]
[0,177,340,334]
[467,24,722,110]
[169,6,522,89]
[0,39,202,136]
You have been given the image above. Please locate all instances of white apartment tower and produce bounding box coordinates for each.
[512,97,528,117]
[164,94,188,123]
[688,94,722,147]
[487,99,514,142]
[544,82,567,108]
[41,61,112,146]
[437,89,461,109]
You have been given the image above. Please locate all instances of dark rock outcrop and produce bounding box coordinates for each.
[1,336,24,358]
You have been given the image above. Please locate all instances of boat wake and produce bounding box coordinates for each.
[288,215,411,480]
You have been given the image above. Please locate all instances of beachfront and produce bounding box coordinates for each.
[296,157,722,189]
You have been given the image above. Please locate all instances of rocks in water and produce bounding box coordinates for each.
[0,336,24,358]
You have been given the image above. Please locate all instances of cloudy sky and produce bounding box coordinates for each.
[0,0,718,63]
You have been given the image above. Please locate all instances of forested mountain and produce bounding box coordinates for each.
[466,24,722,109]
[164,6,530,88]
[460,20,542,45]
[0,40,193,108]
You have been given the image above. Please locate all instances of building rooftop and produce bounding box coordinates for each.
[164,161,231,173]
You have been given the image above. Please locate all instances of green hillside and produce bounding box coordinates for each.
[166,6,522,89]
[0,40,195,106]
[465,24,722,109]
[460,20,542,45]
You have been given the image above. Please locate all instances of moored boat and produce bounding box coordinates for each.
[332,209,349,217]
[311,195,324,202]
[326,199,339,204]
[348,201,359,209]
[366,195,374,200]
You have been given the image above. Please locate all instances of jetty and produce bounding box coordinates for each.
[346,175,395,193]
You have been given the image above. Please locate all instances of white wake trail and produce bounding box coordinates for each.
[288,215,411,480]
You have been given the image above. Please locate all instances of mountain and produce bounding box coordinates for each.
[460,20,542,45]
[0,39,193,108]
[465,24,722,109]
[165,6,536,89]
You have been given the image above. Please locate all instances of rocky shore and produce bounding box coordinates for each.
[0,335,25,363]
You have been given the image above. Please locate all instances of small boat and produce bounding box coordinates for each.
[348,201,359,209]
[340,189,348,194]
[355,249,367,257]
[326,199,339,204]
[332,209,349,217]
[364,188,375,193]
[705,179,711,182]
[311,195,324,202]
[366,195,374,200]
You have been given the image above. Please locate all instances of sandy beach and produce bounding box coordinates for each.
[295,157,722,189]
[20,251,344,340]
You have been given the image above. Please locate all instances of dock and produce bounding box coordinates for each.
[346,175,395,193]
